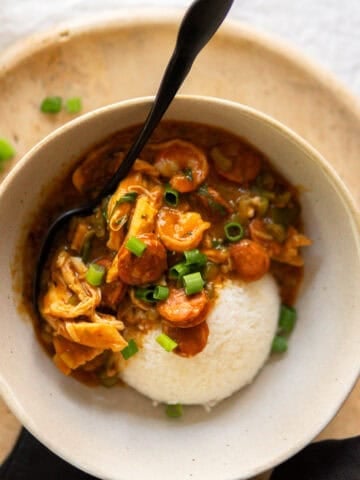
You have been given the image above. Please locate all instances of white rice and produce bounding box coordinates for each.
[121,274,280,407]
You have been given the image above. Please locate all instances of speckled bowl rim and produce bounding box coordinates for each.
[0,94,360,479]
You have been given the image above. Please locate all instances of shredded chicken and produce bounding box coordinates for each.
[41,251,101,319]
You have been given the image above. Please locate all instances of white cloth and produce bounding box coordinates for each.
[1,0,360,97]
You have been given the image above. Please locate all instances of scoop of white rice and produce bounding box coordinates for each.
[121,275,280,407]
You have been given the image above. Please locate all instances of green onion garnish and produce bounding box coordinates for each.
[271,335,288,354]
[184,249,207,267]
[85,263,105,286]
[153,285,170,301]
[116,192,138,206]
[169,262,191,280]
[121,339,139,360]
[81,231,95,263]
[109,192,138,220]
[135,287,156,303]
[135,285,169,302]
[40,96,62,114]
[0,138,15,171]
[166,403,183,418]
[65,97,82,114]
[164,186,179,207]
[182,272,205,295]
[279,304,297,334]
[224,222,244,242]
[156,333,178,352]
[125,236,147,257]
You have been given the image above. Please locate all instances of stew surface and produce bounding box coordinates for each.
[23,121,310,387]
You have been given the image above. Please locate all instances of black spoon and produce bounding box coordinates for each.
[33,0,234,310]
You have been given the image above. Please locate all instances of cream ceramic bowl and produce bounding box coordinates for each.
[0,96,360,480]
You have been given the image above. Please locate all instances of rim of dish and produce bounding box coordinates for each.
[0,8,359,120]
[0,94,360,479]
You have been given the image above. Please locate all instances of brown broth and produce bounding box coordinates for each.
[22,120,306,386]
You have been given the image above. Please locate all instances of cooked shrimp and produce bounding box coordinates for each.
[72,146,123,194]
[211,144,261,184]
[156,207,210,252]
[230,239,270,282]
[157,288,209,328]
[132,159,160,178]
[117,233,167,285]
[153,139,209,192]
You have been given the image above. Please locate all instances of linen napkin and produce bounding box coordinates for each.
[0,429,359,479]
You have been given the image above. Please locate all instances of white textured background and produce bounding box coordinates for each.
[1,0,360,98]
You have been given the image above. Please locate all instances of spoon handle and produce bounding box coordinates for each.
[100,0,234,198]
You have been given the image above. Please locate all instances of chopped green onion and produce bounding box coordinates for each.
[40,96,62,114]
[156,333,178,352]
[135,285,169,303]
[182,272,205,295]
[184,249,207,267]
[224,222,244,242]
[279,305,297,334]
[125,236,147,257]
[65,97,82,114]
[101,196,111,222]
[109,192,138,220]
[0,138,15,171]
[183,168,193,181]
[81,231,95,263]
[116,192,138,206]
[135,287,156,303]
[85,263,105,286]
[153,285,169,301]
[169,262,191,280]
[164,186,179,207]
[271,335,288,354]
[121,339,139,360]
[166,403,183,418]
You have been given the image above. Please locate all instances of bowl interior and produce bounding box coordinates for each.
[0,96,360,480]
